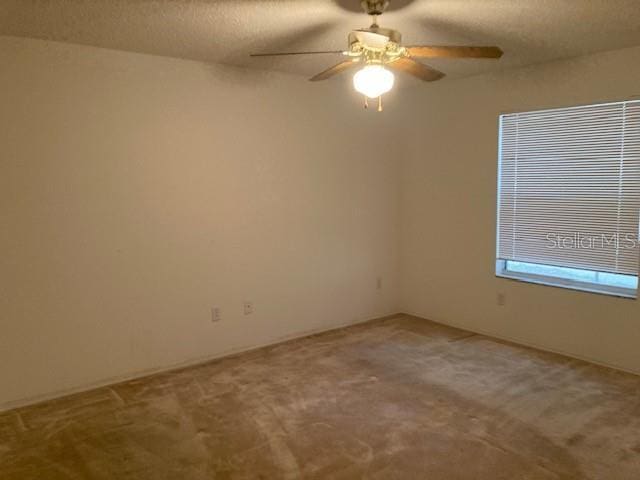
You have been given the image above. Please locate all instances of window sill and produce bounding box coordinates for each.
[496,270,637,299]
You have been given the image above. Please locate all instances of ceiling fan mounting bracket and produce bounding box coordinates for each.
[361,0,390,16]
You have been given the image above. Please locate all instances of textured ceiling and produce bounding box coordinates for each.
[2,0,640,81]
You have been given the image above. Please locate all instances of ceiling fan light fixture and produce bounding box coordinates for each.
[353,65,394,99]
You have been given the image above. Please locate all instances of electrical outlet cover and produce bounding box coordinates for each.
[243,301,254,315]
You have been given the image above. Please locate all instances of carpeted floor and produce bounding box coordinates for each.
[1,315,639,479]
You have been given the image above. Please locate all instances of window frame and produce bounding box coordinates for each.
[495,259,637,299]
[494,100,640,299]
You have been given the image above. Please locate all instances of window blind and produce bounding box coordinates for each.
[497,100,640,275]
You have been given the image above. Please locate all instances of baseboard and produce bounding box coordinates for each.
[0,312,402,413]
[402,311,640,377]
[10,310,631,413]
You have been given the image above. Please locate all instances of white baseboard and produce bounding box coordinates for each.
[0,312,402,413]
[402,311,640,377]
[9,310,631,413]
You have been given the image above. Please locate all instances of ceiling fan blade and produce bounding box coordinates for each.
[310,60,360,81]
[406,46,503,59]
[388,57,445,82]
[250,50,343,57]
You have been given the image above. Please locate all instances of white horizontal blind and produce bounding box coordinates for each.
[497,100,640,275]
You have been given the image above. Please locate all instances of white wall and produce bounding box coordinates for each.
[0,36,401,409]
[4,34,640,411]
[400,46,640,375]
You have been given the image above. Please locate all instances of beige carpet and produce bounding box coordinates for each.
[1,315,639,479]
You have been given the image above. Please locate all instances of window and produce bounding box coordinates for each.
[496,100,640,298]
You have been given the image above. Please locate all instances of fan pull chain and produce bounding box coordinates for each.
[363,96,384,111]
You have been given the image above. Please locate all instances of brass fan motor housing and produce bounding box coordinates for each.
[347,27,405,63]
[356,26,402,45]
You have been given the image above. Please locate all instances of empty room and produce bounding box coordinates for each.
[2,1,640,478]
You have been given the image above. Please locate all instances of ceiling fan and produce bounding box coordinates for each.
[251,0,503,111]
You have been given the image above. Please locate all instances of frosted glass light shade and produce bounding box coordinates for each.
[353,65,395,98]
